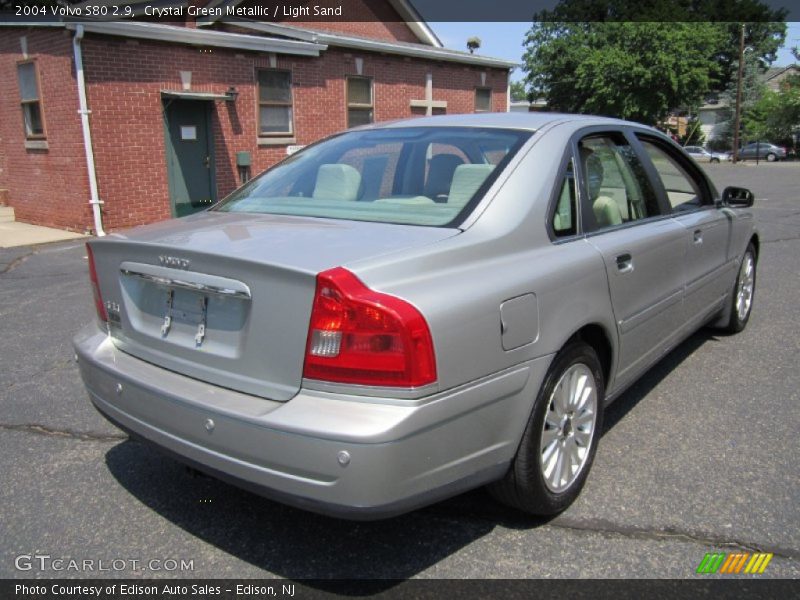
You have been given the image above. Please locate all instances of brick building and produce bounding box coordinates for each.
[0,0,514,233]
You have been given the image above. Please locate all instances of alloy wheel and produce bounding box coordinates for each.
[736,252,755,322]
[540,363,597,493]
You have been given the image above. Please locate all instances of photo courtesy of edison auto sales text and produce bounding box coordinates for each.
[15,583,296,597]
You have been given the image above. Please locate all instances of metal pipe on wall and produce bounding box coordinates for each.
[72,24,105,236]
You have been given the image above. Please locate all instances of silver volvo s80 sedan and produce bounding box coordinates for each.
[74,113,758,519]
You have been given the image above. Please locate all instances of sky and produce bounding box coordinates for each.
[429,21,800,83]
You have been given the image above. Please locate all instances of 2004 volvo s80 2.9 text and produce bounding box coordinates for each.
[74,113,757,519]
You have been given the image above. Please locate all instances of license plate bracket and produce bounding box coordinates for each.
[160,288,209,347]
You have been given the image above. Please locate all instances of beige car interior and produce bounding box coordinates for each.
[313,164,362,201]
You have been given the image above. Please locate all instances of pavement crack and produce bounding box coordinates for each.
[0,422,127,443]
[548,516,800,560]
[2,269,86,281]
[0,251,34,275]
[762,236,800,244]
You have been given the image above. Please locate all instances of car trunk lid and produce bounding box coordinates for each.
[90,211,458,401]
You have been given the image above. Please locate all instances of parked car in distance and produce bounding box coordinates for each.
[738,142,787,161]
[74,113,759,519]
[684,146,731,163]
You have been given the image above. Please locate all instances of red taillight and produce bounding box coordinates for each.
[303,267,437,388]
[86,243,107,323]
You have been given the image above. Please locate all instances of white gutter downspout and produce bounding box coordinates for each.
[72,25,105,236]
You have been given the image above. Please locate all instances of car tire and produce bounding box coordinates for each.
[711,157,719,163]
[725,244,757,333]
[766,153,777,162]
[489,341,604,515]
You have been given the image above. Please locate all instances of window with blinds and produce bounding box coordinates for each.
[17,62,45,139]
[475,88,492,112]
[258,70,293,136]
[347,77,373,128]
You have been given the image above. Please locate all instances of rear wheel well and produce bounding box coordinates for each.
[568,325,612,387]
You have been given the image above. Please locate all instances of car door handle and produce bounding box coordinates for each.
[615,253,633,273]
[693,229,703,245]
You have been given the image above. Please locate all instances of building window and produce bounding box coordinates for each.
[258,70,293,136]
[475,87,492,112]
[347,76,373,128]
[17,62,45,139]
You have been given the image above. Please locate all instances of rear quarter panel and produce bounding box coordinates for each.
[348,124,619,394]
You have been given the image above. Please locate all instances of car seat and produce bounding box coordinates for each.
[447,164,495,207]
[312,164,361,201]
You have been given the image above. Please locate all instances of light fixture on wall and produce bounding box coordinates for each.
[225,86,239,102]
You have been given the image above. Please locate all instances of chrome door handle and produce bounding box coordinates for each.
[693,230,703,245]
[615,253,633,273]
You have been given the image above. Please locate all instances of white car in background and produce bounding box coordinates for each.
[684,146,731,163]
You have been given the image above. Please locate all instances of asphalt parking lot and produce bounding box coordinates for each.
[1,162,798,581]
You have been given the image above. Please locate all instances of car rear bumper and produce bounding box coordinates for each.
[74,324,551,519]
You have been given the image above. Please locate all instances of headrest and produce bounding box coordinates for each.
[312,164,361,201]
[580,148,604,201]
[447,164,495,207]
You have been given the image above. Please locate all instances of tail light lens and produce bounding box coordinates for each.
[303,267,436,388]
[86,243,108,323]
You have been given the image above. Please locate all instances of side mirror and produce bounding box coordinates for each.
[721,186,754,208]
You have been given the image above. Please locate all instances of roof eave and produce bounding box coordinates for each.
[215,20,516,69]
[64,21,326,56]
[386,0,443,47]
[327,37,517,68]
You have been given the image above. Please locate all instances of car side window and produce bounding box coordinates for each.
[637,138,707,212]
[578,134,661,233]
[551,158,577,237]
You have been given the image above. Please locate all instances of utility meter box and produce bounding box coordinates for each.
[236,151,251,167]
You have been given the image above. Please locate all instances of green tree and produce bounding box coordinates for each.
[743,74,800,146]
[713,50,769,148]
[509,81,528,102]
[680,116,705,146]
[526,1,787,94]
[714,21,787,93]
[523,21,727,124]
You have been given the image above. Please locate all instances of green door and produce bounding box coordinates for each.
[163,99,216,217]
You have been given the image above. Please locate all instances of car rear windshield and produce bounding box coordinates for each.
[214,127,531,227]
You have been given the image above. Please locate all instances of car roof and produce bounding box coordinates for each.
[367,111,645,132]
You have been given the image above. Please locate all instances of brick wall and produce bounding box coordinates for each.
[1,28,509,232]
[0,28,91,231]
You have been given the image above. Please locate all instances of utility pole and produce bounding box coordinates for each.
[732,23,745,164]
